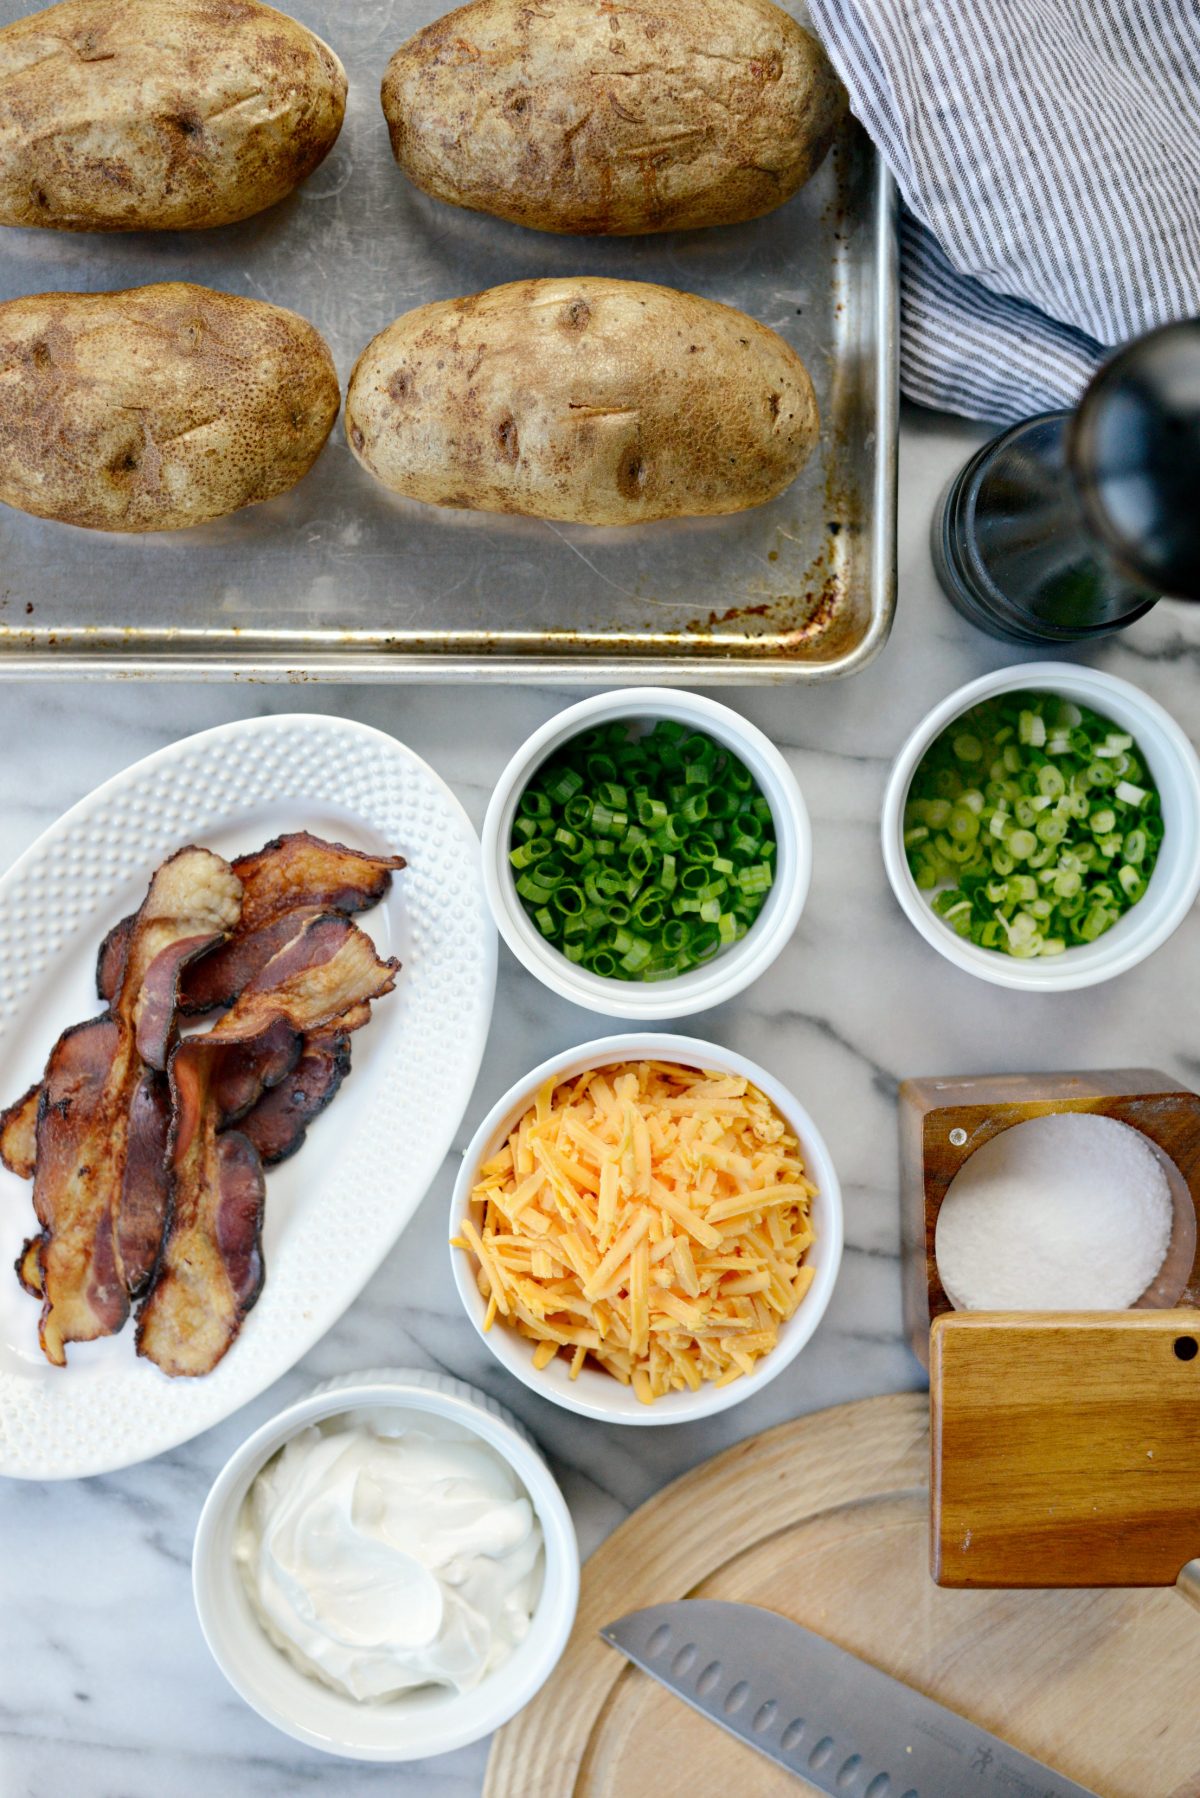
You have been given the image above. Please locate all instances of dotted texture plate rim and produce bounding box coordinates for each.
[0,713,496,1480]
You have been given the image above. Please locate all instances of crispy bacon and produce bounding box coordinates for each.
[179,907,322,1016]
[234,832,406,931]
[212,1132,268,1318]
[237,1028,353,1166]
[208,1019,302,1126]
[12,831,403,1377]
[16,1234,42,1297]
[117,1075,173,1300]
[183,834,404,1013]
[26,1016,125,1356]
[33,848,242,1365]
[95,915,132,1009]
[95,833,405,1013]
[0,1081,40,1179]
[137,915,399,1378]
[135,935,230,1071]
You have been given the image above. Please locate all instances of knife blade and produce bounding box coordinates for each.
[600,1600,1098,1798]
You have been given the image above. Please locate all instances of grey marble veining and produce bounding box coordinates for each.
[2,406,1199,1798]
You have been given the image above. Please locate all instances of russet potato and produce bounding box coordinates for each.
[0,283,340,531]
[0,0,346,232]
[345,277,818,527]
[381,0,845,236]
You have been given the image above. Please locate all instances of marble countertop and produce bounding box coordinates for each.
[2,407,1198,1798]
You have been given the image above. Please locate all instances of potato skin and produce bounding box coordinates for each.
[345,277,817,527]
[0,283,340,531]
[381,0,845,236]
[0,0,346,231]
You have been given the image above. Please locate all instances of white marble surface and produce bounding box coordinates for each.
[2,407,1198,1798]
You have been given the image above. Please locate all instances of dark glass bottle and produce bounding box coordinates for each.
[932,320,1200,644]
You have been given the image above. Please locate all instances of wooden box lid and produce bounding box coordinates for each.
[930,1310,1200,1588]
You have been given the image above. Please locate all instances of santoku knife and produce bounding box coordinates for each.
[600,1599,1098,1798]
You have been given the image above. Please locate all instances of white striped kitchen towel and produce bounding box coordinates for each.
[804,0,1200,422]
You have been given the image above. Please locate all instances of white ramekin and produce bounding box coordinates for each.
[450,1034,843,1425]
[480,689,811,1019]
[192,1367,579,1761]
[881,662,1200,992]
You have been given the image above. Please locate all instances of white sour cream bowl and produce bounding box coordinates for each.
[192,1368,578,1761]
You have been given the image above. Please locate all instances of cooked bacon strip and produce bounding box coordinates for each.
[16,1234,42,1297]
[9,930,220,1185]
[208,1019,301,1126]
[135,935,231,1071]
[183,834,404,1013]
[96,833,405,1013]
[26,1016,124,1354]
[20,1025,300,1307]
[0,1081,40,1179]
[179,907,323,1016]
[95,915,133,1009]
[33,848,242,1366]
[237,1028,353,1166]
[137,915,399,1378]
[234,832,406,931]
[117,1075,173,1300]
[210,1132,268,1325]
[227,999,370,1165]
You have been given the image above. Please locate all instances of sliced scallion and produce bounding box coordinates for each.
[512,719,777,981]
[903,690,1162,959]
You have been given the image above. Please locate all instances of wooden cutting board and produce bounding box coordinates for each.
[486,1395,1200,1798]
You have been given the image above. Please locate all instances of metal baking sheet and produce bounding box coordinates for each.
[0,0,896,682]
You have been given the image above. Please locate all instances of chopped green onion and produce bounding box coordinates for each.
[509,837,553,870]
[738,862,774,896]
[512,719,777,981]
[544,767,583,806]
[903,689,1161,959]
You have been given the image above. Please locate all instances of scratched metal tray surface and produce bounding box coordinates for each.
[0,0,896,682]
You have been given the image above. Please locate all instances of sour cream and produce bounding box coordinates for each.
[236,1411,544,1702]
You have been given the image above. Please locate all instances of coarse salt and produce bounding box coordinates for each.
[934,1112,1174,1312]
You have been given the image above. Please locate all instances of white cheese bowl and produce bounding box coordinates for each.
[881,662,1200,992]
[450,1033,843,1425]
[192,1367,578,1761]
[481,688,811,1019]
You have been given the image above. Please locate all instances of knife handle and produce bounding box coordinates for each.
[1177,1559,1200,1612]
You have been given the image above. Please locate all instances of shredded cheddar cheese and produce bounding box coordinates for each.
[453,1061,818,1404]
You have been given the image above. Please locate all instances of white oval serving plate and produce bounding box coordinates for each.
[0,715,496,1480]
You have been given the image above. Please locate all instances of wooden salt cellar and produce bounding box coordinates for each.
[899,1066,1200,1369]
[899,1069,1200,1594]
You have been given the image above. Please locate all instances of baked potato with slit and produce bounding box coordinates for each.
[0,282,340,531]
[0,0,346,231]
[381,0,845,235]
[345,276,818,527]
